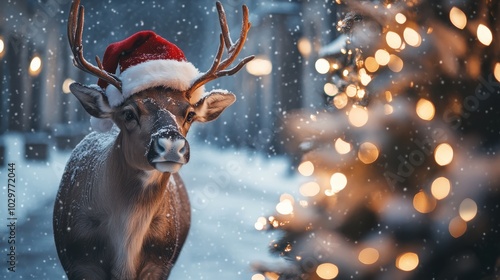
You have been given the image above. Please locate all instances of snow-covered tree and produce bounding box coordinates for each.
[253,0,500,279]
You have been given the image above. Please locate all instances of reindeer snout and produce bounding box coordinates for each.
[148,131,190,173]
[155,137,188,162]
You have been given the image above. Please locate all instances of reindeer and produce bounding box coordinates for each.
[53,1,253,279]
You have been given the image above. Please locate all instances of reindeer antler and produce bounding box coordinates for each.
[68,0,122,91]
[186,1,254,98]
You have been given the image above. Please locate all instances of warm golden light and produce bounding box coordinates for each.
[264,272,280,280]
[298,161,314,176]
[388,54,404,72]
[357,89,366,98]
[365,56,379,72]
[494,63,500,82]
[477,24,493,46]
[396,252,419,271]
[276,199,294,215]
[449,7,467,29]
[29,55,42,76]
[333,93,348,109]
[335,138,351,154]
[316,263,339,279]
[329,172,347,193]
[316,58,331,74]
[246,57,272,76]
[434,143,454,166]
[385,91,393,102]
[395,13,407,24]
[358,142,379,164]
[431,177,451,200]
[386,31,402,49]
[358,247,379,265]
[251,274,266,280]
[300,182,321,197]
[346,84,357,97]
[298,37,312,57]
[416,98,435,121]
[413,191,436,213]
[62,78,75,94]
[359,68,372,86]
[324,83,339,96]
[403,27,422,47]
[0,37,4,58]
[384,104,394,115]
[449,216,467,238]
[375,49,390,66]
[254,217,267,230]
[459,198,478,222]
[348,105,369,127]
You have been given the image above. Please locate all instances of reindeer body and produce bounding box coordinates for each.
[54,127,190,279]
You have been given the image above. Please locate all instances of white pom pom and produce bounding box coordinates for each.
[90,116,114,133]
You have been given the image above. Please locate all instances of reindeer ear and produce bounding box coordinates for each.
[70,83,113,118]
[193,91,236,122]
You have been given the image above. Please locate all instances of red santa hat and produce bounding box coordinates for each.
[91,30,204,131]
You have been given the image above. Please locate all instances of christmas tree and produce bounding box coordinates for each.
[253,0,500,279]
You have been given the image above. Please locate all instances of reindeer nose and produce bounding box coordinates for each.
[154,137,189,163]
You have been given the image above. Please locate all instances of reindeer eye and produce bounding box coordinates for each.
[124,110,136,122]
[186,111,196,123]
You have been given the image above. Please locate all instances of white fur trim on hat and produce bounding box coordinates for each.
[105,59,205,107]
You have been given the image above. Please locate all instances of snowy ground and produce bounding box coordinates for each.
[0,133,303,279]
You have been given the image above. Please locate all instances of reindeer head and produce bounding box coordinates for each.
[67,0,253,173]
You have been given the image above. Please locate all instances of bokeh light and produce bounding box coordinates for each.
[333,93,348,109]
[346,84,357,97]
[324,83,339,96]
[449,216,467,238]
[358,247,379,265]
[386,31,402,49]
[251,274,266,280]
[403,27,422,47]
[416,98,435,121]
[29,55,42,76]
[364,56,379,72]
[316,58,331,74]
[434,143,454,166]
[413,191,436,213]
[335,138,351,154]
[477,24,493,46]
[298,161,314,176]
[62,78,75,94]
[298,37,312,57]
[449,7,467,29]
[348,105,369,127]
[459,198,478,222]
[276,198,294,215]
[375,49,390,66]
[300,182,320,197]
[494,62,500,82]
[388,54,404,72]
[254,217,267,230]
[396,252,419,271]
[431,177,451,200]
[329,172,347,194]
[395,13,407,24]
[316,263,339,279]
[358,142,379,164]
[0,37,4,58]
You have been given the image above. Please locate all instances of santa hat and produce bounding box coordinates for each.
[91,30,204,132]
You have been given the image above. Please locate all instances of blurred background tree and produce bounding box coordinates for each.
[253,0,500,279]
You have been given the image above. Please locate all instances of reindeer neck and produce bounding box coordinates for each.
[106,131,171,205]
